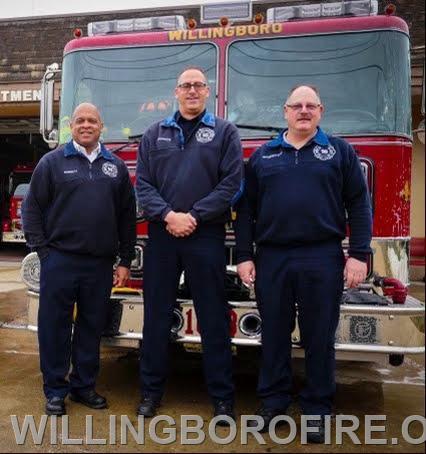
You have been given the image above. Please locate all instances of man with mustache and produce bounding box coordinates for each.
[235,85,372,442]
[22,103,136,415]
[136,67,243,422]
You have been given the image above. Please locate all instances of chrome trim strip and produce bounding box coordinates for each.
[25,325,425,354]
[28,291,424,314]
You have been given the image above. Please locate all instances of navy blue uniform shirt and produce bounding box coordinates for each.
[136,111,243,224]
[21,141,136,267]
[235,128,372,262]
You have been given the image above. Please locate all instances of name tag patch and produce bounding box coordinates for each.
[262,152,283,160]
[64,169,78,174]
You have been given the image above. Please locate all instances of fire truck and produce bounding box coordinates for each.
[1,165,33,244]
[21,0,424,366]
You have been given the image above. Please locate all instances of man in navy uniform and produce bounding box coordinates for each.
[22,103,136,415]
[136,67,243,422]
[235,85,372,442]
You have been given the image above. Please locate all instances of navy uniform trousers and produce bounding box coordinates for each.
[140,223,234,404]
[255,240,344,416]
[38,248,113,399]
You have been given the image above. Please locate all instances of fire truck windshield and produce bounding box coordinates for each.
[60,43,217,142]
[227,30,411,138]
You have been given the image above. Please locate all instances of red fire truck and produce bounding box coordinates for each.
[21,0,424,365]
[1,165,33,244]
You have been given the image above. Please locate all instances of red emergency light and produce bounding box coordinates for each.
[253,13,264,24]
[219,16,230,27]
[187,18,197,29]
[73,28,83,39]
[384,3,396,15]
[2,220,11,232]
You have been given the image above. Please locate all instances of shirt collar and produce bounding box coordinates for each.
[63,140,114,161]
[161,110,216,128]
[72,140,100,157]
[266,127,329,149]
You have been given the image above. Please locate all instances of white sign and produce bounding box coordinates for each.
[0,89,41,103]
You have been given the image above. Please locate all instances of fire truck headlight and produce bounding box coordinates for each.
[20,252,40,291]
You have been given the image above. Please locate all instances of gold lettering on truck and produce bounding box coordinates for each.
[168,23,283,41]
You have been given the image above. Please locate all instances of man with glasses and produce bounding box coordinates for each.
[235,85,372,442]
[136,67,243,422]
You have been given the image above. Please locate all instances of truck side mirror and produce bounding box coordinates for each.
[40,63,61,147]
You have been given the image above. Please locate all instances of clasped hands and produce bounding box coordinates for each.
[164,211,197,237]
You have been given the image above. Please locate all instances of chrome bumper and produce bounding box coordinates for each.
[26,291,425,361]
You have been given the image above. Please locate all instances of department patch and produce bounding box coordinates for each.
[196,127,215,143]
[313,145,336,161]
[102,162,118,178]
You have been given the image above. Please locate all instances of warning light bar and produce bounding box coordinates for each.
[201,2,252,24]
[87,15,186,36]
[267,0,378,22]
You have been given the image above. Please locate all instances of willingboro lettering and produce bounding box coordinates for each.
[168,23,283,41]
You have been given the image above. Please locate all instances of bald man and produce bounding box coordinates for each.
[235,85,372,442]
[22,103,136,415]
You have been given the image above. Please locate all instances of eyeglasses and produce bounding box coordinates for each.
[285,103,321,112]
[177,82,208,91]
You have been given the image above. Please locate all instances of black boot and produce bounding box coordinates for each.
[306,417,326,444]
[137,397,160,417]
[247,407,287,433]
[69,389,107,409]
[45,396,66,416]
[213,401,235,427]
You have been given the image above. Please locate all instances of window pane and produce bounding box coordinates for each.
[60,43,217,142]
[227,31,410,138]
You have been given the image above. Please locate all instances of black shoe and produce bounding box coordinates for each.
[69,389,108,409]
[213,401,235,427]
[306,417,326,444]
[247,407,287,433]
[137,397,160,418]
[45,396,66,416]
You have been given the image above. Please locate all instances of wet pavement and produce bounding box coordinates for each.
[0,246,424,452]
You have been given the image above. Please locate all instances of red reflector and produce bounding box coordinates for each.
[187,18,197,29]
[253,13,264,25]
[73,28,83,38]
[384,3,396,15]
[2,220,11,232]
[219,16,229,27]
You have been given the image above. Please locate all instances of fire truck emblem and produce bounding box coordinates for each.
[196,128,215,143]
[102,162,118,178]
[313,145,336,161]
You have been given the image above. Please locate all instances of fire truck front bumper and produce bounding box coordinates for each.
[25,290,425,365]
